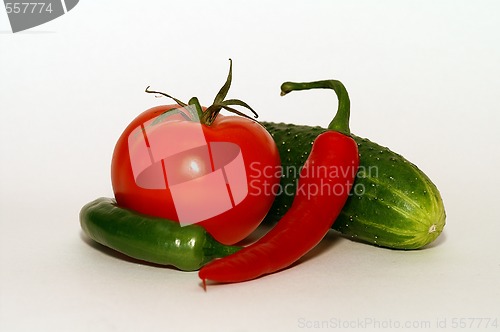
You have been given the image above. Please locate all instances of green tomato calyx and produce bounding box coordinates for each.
[145,59,258,126]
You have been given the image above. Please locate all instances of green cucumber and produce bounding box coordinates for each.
[261,81,446,250]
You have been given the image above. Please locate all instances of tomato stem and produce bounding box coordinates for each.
[188,97,204,120]
[201,59,258,125]
[214,59,233,105]
[145,59,258,126]
[145,86,187,107]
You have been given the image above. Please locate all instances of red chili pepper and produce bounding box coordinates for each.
[198,80,359,286]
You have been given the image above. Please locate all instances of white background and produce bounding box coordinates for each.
[1,1,499,331]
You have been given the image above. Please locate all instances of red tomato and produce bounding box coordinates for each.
[111,105,281,245]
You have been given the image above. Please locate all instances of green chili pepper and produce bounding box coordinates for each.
[80,197,241,271]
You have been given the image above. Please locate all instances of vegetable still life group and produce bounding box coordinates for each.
[80,60,446,289]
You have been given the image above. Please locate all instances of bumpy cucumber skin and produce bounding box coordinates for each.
[262,122,446,250]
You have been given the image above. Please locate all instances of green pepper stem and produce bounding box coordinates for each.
[280,80,351,135]
[202,235,242,266]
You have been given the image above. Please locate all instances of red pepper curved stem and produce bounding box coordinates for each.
[198,79,359,285]
[281,80,351,136]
